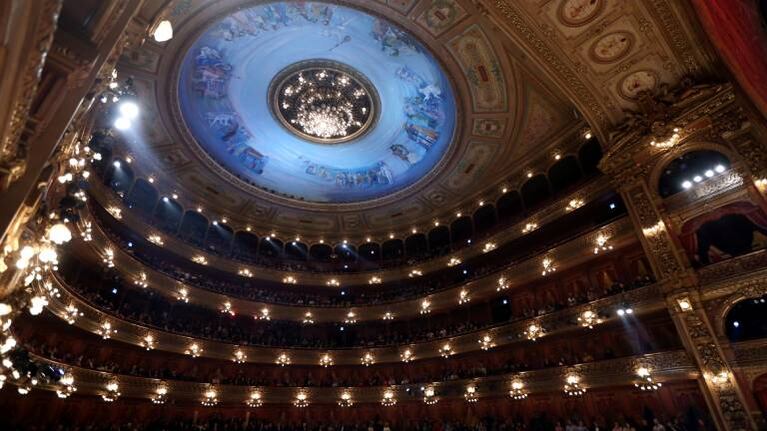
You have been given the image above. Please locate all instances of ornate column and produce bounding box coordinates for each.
[599,81,762,430]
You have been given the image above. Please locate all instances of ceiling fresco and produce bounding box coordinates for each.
[116,0,651,236]
[177,2,457,203]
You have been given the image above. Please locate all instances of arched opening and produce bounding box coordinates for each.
[381,239,404,261]
[88,132,116,177]
[178,211,208,246]
[404,234,428,260]
[450,216,473,247]
[358,242,381,261]
[205,222,234,255]
[725,294,767,342]
[578,138,603,176]
[103,159,134,195]
[309,243,333,262]
[679,202,767,266]
[285,241,308,261]
[496,190,524,223]
[428,226,450,256]
[153,197,183,233]
[521,174,551,210]
[658,150,731,198]
[259,237,283,258]
[548,155,583,195]
[125,179,157,217]
[232,231,260,262]
[473,204,497,236]
[334,243,357,263]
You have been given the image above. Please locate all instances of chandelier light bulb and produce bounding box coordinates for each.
[48,223,72,245]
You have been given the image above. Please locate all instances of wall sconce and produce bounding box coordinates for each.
[423,386,438,405]
[102,381,121,402]
[564,374,586,397]
[458,289,471,304]
[151,385,168,404]
[593,234,614,254]
[338,390,354,407]
[541,257,557,276]
[497,276,509,291]
[510,380,528,400]
[439,343,454,358]
[233,348,247,363]
[294,391,309,407]
[525,323,544,341]
[361,352,375,366]
[185,343,203,358]
[276,353,291,366]
[201,388,218,406]
[381,389,397,406]
[246,390,263,407]
[479,334,495,351]
[319,353,334,367]
[578,310,603,329]
[464,385,478,402]
[635,367,662,391]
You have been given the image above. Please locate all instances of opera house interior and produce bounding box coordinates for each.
[2,0,767,429]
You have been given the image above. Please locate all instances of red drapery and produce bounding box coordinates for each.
[691,0,767,119]
[679,201,767,264]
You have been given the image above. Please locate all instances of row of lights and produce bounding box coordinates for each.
[680,164,727,190]
[90,367,664,407]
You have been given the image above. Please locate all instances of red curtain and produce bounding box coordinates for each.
[679,201,767,264]
[691,0,767,119]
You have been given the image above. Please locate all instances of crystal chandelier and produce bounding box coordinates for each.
[273,62,375,143]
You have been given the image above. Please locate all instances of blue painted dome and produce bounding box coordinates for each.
[178,1,456,203]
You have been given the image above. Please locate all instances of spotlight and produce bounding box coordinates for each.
[162,196,169,203]
[705,170,714,178]
[681,180,692,189]
[114,117,131,130]
[693,175,702,183]
[609,203,616,209]
[113,160,121,168]
[733,321,739,328]
[715,164,725,173]
[118,101,140,119]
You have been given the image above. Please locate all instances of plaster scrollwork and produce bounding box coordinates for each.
[0,0,63,190]
[488,0,608,128]
[627,184,685,279]
[677,309,754,430]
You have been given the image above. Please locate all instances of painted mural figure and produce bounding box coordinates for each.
[179,2,456,202]
[390,144,423,165]
[192,47,231,99]
[371,19,419,56]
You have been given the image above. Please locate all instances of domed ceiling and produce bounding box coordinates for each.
[177,2,456,203]
[115,0,714,237]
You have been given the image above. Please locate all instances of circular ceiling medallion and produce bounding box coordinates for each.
[558,0,604,27]
[177,2,456,204]
[269,60,378,144]
[589,31,634,63]
[618,70,658,100]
